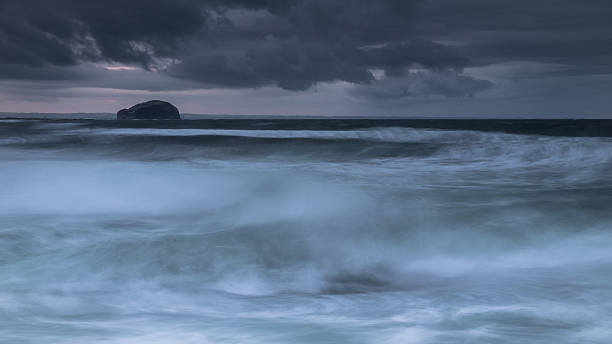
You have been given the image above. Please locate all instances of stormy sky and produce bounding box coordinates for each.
[1,0,611,116]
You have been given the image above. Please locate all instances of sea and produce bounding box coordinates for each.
[1,115,612,343]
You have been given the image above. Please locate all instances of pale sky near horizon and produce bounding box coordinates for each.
[1,1,611,117]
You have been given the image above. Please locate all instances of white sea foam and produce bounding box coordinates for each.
[1,122,611,343]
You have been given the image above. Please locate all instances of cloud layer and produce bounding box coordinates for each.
[0,0,488,97]
[0,0,611,112]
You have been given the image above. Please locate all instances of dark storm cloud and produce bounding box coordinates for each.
[352,70,494,100]
[415,0,612,33]
[167,37,472,91]
[0,0,419,89]
[356,40,468,75]
[168,36,375,91]
[415,0,612,75]
[0,0,611,99]
[0,0,205,68]
[165,1,475,91]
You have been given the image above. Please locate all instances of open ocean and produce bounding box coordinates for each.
[1,117,612,343]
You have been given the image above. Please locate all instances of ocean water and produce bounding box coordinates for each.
[1,119,612,343]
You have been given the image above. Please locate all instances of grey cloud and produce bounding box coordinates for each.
[415,0,612,33]
[0,63,88,81]
[0,0,206,68]
[2,0,437,92]
[167,36,376,90]
[356,40,468,75]
[414,0,612,77]
[167,35,472,91]
[1,0,611,100]
[352,71,493,100]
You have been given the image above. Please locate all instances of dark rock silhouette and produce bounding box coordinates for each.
[117,100,181,120]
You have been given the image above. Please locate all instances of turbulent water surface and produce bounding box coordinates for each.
[1,118,612,343]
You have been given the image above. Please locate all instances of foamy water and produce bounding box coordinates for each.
[1,120,612,343]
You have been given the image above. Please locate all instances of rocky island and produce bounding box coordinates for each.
[117,100,181,120]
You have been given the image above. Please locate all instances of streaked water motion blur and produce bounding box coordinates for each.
[1,118,612,343]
